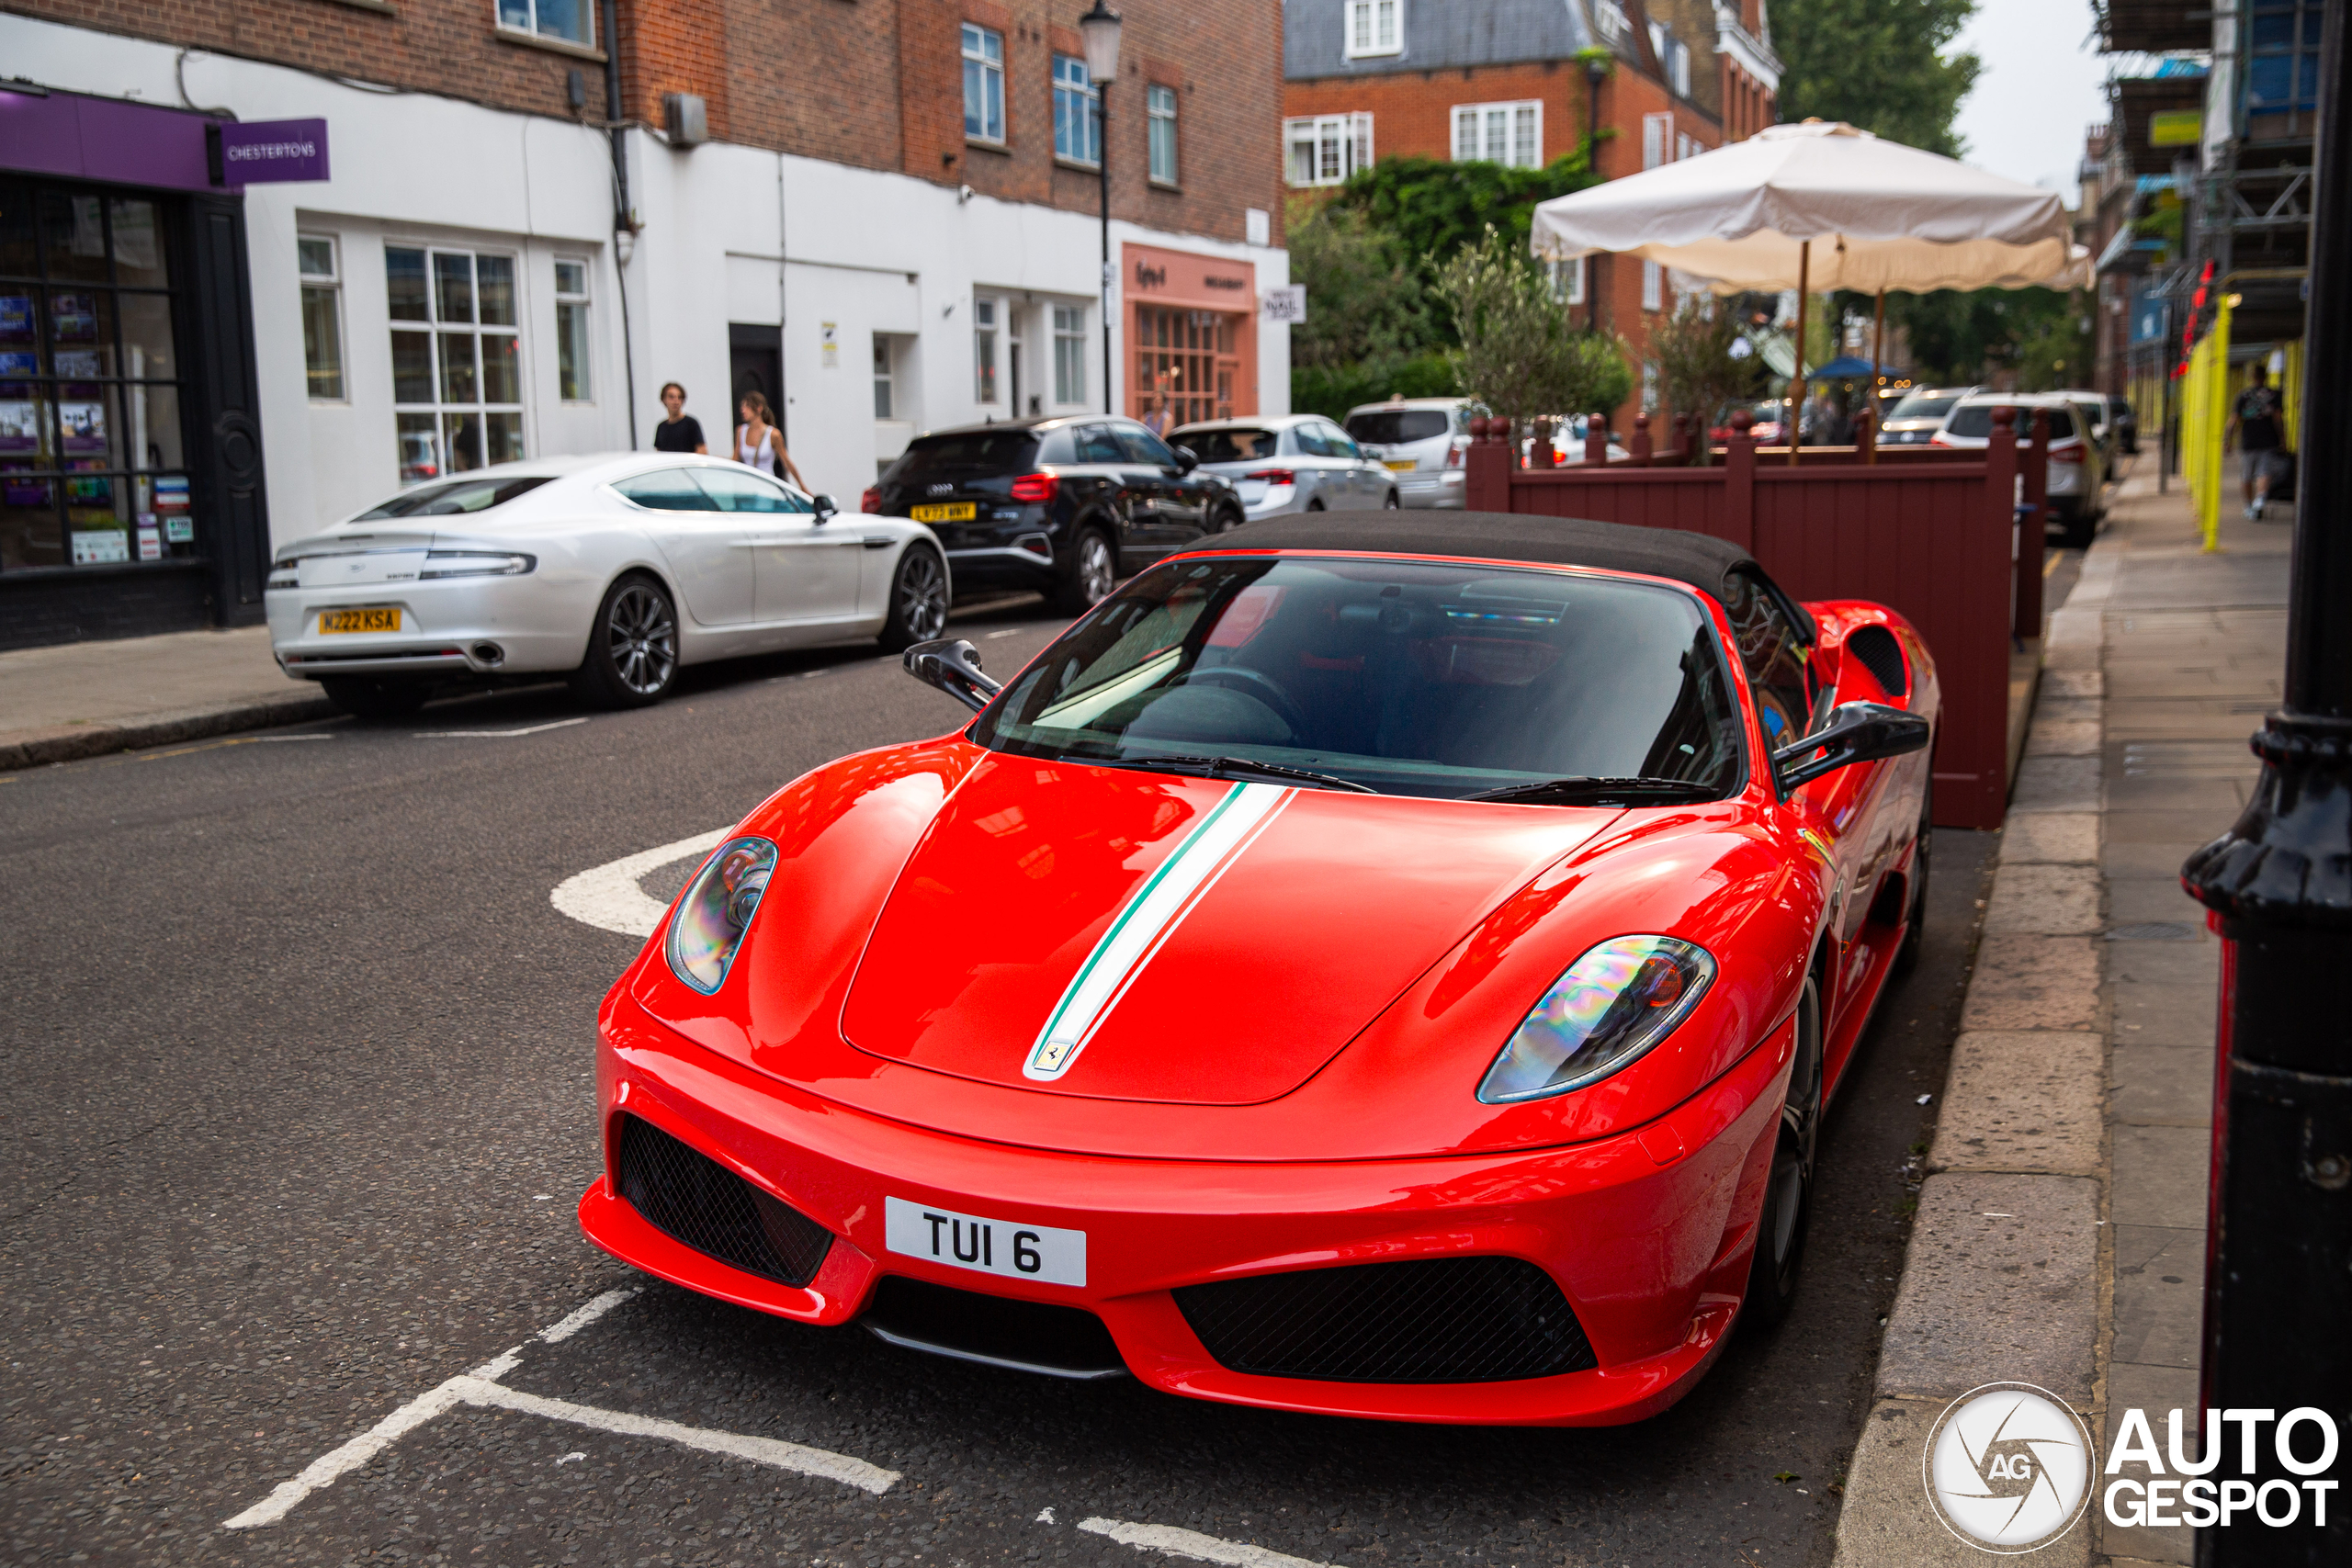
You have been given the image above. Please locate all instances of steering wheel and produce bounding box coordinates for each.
[1177,666,1309,739]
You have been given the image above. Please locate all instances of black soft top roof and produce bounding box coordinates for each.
[1219,510,1771,604]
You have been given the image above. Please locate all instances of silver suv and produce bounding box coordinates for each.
[1342,396,1489,509]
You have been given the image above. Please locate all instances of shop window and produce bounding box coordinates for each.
[1451,101,1541,168]
[495,0,592,49]
[387,244,523,484]
[0,181,193,572]
[973,298,999,404]
[1148,85,1179,186]
[963,25,1005,144]
[554,256,592,402]
[1344,0,1401,58]
[299,235,345,401]
[1053,55,1101,167]
[1285,114,1373,187]
[1053,304,1087,405]
[1135,306,1237,428]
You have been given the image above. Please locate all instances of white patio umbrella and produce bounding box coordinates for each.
[1531,121,2087,453]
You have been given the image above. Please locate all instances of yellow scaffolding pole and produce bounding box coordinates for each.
[2182,294,2233,553]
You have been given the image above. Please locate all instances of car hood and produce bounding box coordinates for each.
[837,752,1620,1105]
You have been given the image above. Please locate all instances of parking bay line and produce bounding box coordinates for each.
[549,828,728,936]
[1079,1517,1340,1568]
[415,716,591,739]
[223,1286,898,1529]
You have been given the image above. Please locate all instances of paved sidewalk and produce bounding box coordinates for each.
[0,624,334,771]
[1830,468,2288,1565]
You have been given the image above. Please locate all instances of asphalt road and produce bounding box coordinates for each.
[2,585,2007,1568]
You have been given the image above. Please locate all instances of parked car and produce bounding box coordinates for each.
[1932,392,2108,547]
[579,512,1938,1423]
[1342,396,1488,509]
[2060,389,2113,457]
[1876,386,1980,446]
[2107,394,2140,455]
[863,416,1245,615]
[1711,399,1789,447]
[1524,414,1632,466]
[1169,413,1399,521]
[267,454,949,717]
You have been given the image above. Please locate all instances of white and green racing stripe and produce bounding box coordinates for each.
[1025,781,1292,1081]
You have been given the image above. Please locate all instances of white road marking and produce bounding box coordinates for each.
[1079,1518,1339,1568]
[222,1285,893,1529]
[255,733,337,742]
[558,1450,587,1464]
[548,829,727,936]
[1036,1507,1057,1524]
[416,716,591,739]
[985,628,1024,639]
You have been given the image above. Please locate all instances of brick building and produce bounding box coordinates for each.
[1281,0,1779,425]
[1,0,1289,648]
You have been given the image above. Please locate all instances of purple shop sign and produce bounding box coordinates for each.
[209,119,330,185]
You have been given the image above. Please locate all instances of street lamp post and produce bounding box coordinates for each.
[1080,2,1123,416]
[2181,6,2352,1562]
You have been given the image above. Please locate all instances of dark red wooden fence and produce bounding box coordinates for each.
[1464,410,2046,830]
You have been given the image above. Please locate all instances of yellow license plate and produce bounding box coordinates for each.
[910,502,977,523]
[1385,459,1418,471]
[320,607,401,635]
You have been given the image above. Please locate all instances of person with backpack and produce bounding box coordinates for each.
[2226,363,2286,520]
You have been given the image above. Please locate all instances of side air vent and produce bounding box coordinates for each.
[1174,1256,1598,1383]
[615,1114,833,1286]
[1845,625,1908,698]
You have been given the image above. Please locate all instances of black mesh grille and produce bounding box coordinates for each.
[615,1114,833,1287]
[1174,1256,1597,1383]
[1845,625,1908,698]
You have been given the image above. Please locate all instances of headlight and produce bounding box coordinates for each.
[665,837,776,993]
[419,549,536,579]
[1476,935,1715,1104]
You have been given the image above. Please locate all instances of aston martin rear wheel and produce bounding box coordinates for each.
[1745,975,1822,1330]
[570,573,678,708]
[876,546,950,651]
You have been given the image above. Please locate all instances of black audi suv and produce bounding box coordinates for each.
[862,416,1244,613]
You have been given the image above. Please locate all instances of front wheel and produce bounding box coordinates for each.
[1894,788,1933,975]
[876,546,949,651]
[1744,975,1822,1330]
[319,676,430,720]
[1384,489,1401,508]
[569,573,678,708]
[1209,503,1244,535]
[1052,528,1116,615]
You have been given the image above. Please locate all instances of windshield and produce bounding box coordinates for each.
[1945,404,2076,441]
[356,474,552,519]
[1886,392,1962,423]
[970,556,1745,799]
[1179,427,1280,463]
[1345,410,1451,445]
[892,430,1040,475]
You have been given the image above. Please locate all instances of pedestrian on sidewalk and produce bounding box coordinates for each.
[652,382,708,455]
[1143,397,1175,438]
[2225,363,2283,518]
[735,392,808,491]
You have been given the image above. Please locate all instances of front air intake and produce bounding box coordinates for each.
[614,1114,833,1287]
[1173,1256,1597,1383]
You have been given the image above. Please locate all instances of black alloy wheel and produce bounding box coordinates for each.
[1211,502,1244,534]
[571,574,678,707]
[877,546,950,651]
[318,676,430,720]
[1054,528,1116,615]
[1894,786,1934,975]
[1384,489,1401,508]
[1744,974,1823,1329]
[1304,497,1327,513]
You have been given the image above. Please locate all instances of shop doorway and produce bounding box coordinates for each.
[1134,306,1239,428]
[728,323,783,444]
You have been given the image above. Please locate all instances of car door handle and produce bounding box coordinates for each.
[859,536,893,548]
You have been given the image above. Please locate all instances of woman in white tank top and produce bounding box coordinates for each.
[734,391,807,490]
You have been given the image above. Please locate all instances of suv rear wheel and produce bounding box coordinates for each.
[1054,527,1115,615]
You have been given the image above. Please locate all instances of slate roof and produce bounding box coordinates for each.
[1283,0,1602,81]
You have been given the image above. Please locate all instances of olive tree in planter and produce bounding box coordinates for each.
[1436,225,1631,449]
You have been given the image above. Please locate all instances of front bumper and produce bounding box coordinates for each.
[578,988,1788,1426]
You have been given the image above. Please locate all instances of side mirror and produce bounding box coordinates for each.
[1172,445,1199,474]
[811,492,838,522]
[1772,700,1930,791]
[902,637,1002,714]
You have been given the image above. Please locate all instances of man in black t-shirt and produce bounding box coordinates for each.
[2226,365,2284,518]
[651,381,707,454]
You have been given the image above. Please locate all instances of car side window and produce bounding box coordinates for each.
[612,469,720,511]
[1116,424,1182,468]
[1292,423,1329,457]
[1035,426,1077,464]
[1322,423,1363,460]
[1074,424,1125,464]
[693,467,815,513]
[1720,570,1814,750]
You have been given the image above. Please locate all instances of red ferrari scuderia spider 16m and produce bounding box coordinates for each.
[578,512,1939,1426]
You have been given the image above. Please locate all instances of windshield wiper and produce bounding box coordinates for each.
[1461,776,1721,806]
[1080,754,1375,794]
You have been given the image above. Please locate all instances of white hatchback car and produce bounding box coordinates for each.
[267,454,950,717]
[1167,413,1399,520]
[1931,392,2108,548]
[1341,397,1488,509]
